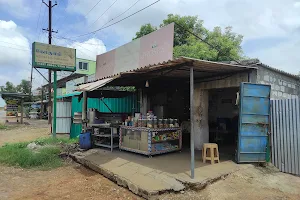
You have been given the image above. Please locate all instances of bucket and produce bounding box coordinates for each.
[79,132,92,149]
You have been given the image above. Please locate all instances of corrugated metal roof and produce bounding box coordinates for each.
[78,56,257,86]
[76,77,118,92]
[224,59,300,80]
[57,92,82,99]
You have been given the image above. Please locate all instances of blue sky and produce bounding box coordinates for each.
[1,0,300,106]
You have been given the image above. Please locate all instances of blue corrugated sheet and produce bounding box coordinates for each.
[70,95,139,138]
[237,83,271,163]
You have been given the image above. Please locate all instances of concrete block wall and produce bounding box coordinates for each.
[257,66,300,99]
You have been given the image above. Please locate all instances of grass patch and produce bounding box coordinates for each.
[0,137,78,170]
[33,137,78,146]
[0,123,18,131]
[0,123,8,130]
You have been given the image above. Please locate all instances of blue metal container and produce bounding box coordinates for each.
[79,132,92,149]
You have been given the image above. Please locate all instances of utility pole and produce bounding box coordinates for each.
[30,64,33,97]
[42,0,57,137]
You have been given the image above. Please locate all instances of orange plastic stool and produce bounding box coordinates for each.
[202,143,220,164]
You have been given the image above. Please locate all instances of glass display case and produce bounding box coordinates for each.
[119,126,182,156]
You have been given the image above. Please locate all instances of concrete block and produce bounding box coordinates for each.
[264,75,269,82]
[283,81,287,86]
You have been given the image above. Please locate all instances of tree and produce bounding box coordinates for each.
[133,14,244,61]
[0,82,17,93]
[16,80,31,94]
[0,80,32,102]
[133,23,157,40]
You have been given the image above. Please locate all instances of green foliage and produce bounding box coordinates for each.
[160,14,207,46]
[0,137,78,169]
[16,80,31,94]
[0,123,17,130]
[0,144,62,169]
[0,82,17,93]
[33,137,78,146]
[133,14,244,61]
[1,79,33,102]
[133,23,157,40]
[0,123,8,130]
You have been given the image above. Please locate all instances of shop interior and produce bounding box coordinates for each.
[83,79,240,161]
[208,87,239,160]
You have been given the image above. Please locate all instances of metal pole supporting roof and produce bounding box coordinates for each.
[190,66,195,179]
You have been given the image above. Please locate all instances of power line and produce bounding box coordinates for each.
[101,0,141,28]
[83,0,103,18]
[36,1,43,32]
[89,0,119,28]
[54,0,77,30]
[61,0,160,39]
[38,6,47,42]
[53,35,107,46]
[174,22,242,64]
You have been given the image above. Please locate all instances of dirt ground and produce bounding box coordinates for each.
[160,165,300,200]
[1,119,300,200]
[0,163,141,200]
[0,120,50,146]
[0,120,141,200]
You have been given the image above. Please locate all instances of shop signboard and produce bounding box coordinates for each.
[5,99,18,116]
[32,42,76,71]
[96,23,174,79]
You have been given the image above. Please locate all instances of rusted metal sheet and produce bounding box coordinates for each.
[271,98,300,175]
[237,83,271,163]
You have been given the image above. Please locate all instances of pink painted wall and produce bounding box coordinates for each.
[139,23,174,68]
[96,49,116,79]
[96,23,174,79]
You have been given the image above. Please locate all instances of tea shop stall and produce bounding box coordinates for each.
[77,76,184,156]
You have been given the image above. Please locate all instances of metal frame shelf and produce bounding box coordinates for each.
[89,124,119,152]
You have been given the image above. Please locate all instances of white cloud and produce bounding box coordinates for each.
[65,0,300,74]
[0,0,31,18]
[0,20,33,90]
[66,0,300,41]
[249,34,300,74]
[0,20,31,68]
[68,38,106,60]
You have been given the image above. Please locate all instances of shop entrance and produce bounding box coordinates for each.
[208,87,239,161]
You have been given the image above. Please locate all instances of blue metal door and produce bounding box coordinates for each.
[237,83,271,163]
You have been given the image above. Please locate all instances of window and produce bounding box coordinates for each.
[79,62,88,70]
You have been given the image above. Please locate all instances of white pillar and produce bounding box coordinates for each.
[193,87,209,150]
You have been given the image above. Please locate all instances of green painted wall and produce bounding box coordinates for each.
[70,95,139,138]
[76,58,96,75]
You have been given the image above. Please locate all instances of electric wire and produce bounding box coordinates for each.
[88,0,119,28]
[100,0,141,29]
[83,0,103,18]
[60,0,160,39]
[174,22,242,64]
